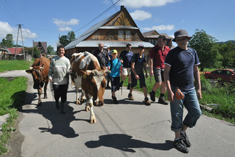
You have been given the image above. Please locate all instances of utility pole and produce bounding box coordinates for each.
[14,24,25,60]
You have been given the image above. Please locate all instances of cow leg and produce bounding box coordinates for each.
[86,94,96,124]
[80,89,85,104]
[75,87,80,104]
[38,88,42,106]
[44,81,48,99]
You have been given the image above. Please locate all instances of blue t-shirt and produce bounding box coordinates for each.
[119,50,133,68]
[108,58,122,77]
[164,47,200,90]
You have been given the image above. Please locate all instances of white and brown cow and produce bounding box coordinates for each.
[70,51,110,123]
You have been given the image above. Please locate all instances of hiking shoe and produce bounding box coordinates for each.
[149,91,156,102]
[158,96,168,105]
[128,93,134,100]
[127,83,130,89]
[174,138,189,153]
[112,96,118,104]
[181,132,191,147]
[144,97,151,106]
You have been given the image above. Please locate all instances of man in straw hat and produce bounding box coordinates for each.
[164,29,202,153]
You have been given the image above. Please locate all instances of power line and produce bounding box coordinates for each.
[0,1,16,24]
[4,0,22,23]
[111,0,118,11]
[0,0,19,24]
[74,0,122,33]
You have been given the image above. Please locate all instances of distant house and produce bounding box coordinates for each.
[8,47,24,54]
[33,41,47,54]
[65,6,154,62]
[143,30,174,49]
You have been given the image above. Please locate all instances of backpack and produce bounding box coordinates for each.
[110,58,121,71]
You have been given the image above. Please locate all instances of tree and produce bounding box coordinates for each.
[60,35,69,47]
[47,45,55,54]
[217,42,235,68]
[0,34,14,48]
[188,29,221,71]
[68,31,76,42]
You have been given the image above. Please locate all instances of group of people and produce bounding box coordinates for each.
[48,29,202,154]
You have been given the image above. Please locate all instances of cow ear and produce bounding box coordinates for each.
[26,69,32,74]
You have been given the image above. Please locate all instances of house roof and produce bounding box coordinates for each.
[65,11,120,50]
[73,40,154,48]
[143,31,173,39]
[33,41,47,53]
[65,6,149,50]
[8,47,23,54]
[0,47,11,54]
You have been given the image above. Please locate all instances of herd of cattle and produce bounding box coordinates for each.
[26,52,111,124]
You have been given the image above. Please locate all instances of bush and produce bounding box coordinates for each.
[200,75,212,91]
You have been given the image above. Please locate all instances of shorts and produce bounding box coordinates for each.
[122,67,131,76]
[131,72,146,88]
[111,77,120,92]
[154,68,165,82]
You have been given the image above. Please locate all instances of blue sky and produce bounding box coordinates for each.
[0,0,234,50]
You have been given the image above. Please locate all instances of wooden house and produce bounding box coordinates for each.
[33,41,47,54]
[65,6,154,63]
[143,30,174,49]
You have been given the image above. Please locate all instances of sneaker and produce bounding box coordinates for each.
[158,96,168,105]
[128,93,134,100]
[112,96,118,104]
[149,91,155,102]
[144,97,151,106]
[127,83,130,89]
[174,138,189,153]
[180,132,191,147]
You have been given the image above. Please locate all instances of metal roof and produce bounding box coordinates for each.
[99,26,139,30]
[73,40,154,48]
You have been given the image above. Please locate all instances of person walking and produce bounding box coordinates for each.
[128,44,151,106]
[92,43,109,70]
[164,29,202,153]
[119,44,133,89]
[149,35,170,105]
[104,45,112,88]
[48,45,71,114]
[107,49,122,104]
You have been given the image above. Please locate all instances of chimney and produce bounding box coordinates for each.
[120,5,124,10]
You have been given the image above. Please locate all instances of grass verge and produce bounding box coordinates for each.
[0,77,27,155]
[0,60,32,72]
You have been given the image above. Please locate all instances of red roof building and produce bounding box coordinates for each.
[8,47,23,54]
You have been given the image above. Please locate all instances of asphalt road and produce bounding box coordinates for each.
[1,70,235,157]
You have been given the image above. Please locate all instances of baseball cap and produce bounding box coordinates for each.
[138,44,144,48]
[112,49,118,54]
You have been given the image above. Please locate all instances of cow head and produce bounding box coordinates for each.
[84,69,110,106]
[26,65,45,89]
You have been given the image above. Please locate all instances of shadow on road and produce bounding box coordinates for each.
[85,134,174,152]
[21,101,90,138]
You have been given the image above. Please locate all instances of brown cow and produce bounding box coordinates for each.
[70,51,110,123]
[26,57,50,106]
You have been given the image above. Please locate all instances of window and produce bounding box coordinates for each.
[118,30,124,39]
[126,31,131,39]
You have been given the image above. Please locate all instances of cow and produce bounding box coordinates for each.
[26,57,50,106]
[70,51,110,124]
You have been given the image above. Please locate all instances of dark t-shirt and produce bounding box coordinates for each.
[119,50,133,68]
[131,53,146,75]
[93,49,108,69]
[164,47,200,90]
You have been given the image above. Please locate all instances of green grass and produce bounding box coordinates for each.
[0,77,27,155]
[0,60,32,72]
[123,73,235,124]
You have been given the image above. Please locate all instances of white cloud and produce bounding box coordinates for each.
[53,18,79,32]
[58,27,72,32]
[130,10,152,21]
[142,25,175,31]
[119,0,181,8]
[0,21,37,41]
[52,18,79,27]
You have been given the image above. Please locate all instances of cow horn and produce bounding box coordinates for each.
[104,69,111,73]
[86,70,94,74]
[30,67,33,70]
